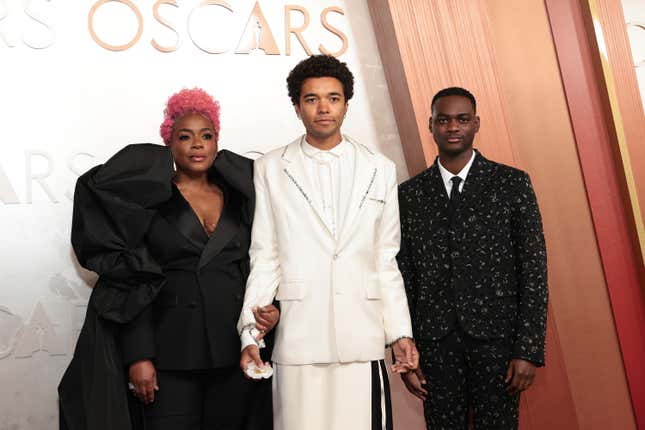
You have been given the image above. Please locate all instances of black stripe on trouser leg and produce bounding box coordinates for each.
[371,361,382,430]
[379,360,393,430]
[371,360,393,430]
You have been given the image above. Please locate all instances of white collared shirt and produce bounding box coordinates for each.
[300,137,355,238]
[438,150,476,197]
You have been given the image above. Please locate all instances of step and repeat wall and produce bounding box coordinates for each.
[0,1,417,428]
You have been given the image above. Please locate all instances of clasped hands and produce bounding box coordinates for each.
[129,304,279,404]
[238,305,282,373]
[241,333,420,380]
[390,337,420,374]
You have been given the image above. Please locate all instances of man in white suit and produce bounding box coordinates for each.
[238,55,418,430]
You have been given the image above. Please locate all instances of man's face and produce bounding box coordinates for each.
[294,77,348,142]
[430,95,480,157]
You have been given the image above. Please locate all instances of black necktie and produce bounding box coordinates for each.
[448,176,462,221]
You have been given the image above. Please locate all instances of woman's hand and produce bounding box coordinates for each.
[253,304,280,340]
[129,359,159,404]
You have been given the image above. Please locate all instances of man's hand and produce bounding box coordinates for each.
[505,358,536,394]
[240,345,264,378]
[129,359,158,404]
[391,337,419,373]
[401,367,428,400]
[253,305,279,340]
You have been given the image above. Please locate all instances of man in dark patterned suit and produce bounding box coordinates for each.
[397,87,548,429]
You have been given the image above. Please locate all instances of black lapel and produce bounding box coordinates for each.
[425,158,450,212]
[199,182,241,268]
[159,185,208,251]
[460,151,495,211]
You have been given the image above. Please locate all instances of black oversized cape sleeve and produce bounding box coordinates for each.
[58,144,173,430]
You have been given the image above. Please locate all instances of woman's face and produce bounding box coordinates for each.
[169,112,218,176]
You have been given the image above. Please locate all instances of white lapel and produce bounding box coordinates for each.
[337,136,377,248]
[281,136,334,237]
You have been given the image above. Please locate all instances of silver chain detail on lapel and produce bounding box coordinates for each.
[283,168,312,204]
[358,168,377,209]
[357,143,375,156]
[280,145,289,160]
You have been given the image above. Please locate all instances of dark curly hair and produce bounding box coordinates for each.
[286,55,354,105]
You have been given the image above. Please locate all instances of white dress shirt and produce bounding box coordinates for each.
[438,150,476,196]
[300,137,355,238]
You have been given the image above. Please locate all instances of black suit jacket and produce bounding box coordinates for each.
[397,151,548,365]
[121,150,258,370]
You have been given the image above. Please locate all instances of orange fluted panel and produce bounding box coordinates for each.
[546,0,645,427]
[488,1,638,427]
[369,0,638,429]
[369,0,517,176]
[595,0,645,240]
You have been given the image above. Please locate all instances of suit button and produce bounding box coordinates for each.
[333,254,339,260]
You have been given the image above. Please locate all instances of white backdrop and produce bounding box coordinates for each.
[623,0,645,112]
[0,1,416,428]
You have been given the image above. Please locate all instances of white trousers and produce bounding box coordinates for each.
[272,360,392,430]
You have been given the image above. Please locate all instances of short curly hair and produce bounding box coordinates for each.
[431,87,477,113]
[160,88,221,145]
[286,55,354,105]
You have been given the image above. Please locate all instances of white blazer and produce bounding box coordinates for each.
[238,136,412,365]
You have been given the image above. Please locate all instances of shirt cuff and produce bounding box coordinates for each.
[240,327,266,351]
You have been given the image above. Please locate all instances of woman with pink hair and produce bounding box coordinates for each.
[59,88,277,430]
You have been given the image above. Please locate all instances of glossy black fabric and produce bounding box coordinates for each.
[397,151,548,366]
[58,144,272,430]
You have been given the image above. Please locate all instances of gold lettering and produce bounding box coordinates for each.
[88,0,143,51]
[236,1,279,55]
[285,5,312,56]
[319,6,347,57]
[152,0,179,53]
[188,0,234,54]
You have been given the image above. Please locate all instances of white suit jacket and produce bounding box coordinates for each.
[238,135,412,365]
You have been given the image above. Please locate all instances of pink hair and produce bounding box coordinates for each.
[160,88,221,145]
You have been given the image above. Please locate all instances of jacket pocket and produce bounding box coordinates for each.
[365,281,382,300]
[276,279,305,301]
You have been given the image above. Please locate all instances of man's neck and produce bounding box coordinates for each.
[439,149,474,175]
[305,133,342,151]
